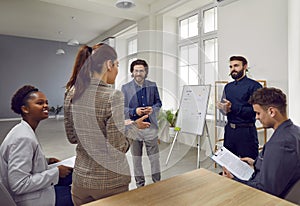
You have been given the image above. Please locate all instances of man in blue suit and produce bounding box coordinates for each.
[121,59,162,188]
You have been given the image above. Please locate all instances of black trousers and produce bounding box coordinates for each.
[224,123,259,159]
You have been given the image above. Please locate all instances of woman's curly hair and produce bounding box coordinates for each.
[11,85,38,115]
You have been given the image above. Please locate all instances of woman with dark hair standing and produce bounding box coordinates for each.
[65,45,93,92]
[64,43,103,144]
[64,45,93,144]
[66,44,150,205]
[0,85,73,206]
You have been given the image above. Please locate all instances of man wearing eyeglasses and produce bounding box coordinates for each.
[121,59,162,188]
[217,56,262,160]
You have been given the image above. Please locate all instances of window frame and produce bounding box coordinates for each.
[178,10,200,87]
[126,36,138,82]
[178,3,218,114]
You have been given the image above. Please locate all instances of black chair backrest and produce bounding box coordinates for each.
[285,179,300,205]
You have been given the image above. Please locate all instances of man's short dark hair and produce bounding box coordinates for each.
[230,56,248,66]
[130,59,148,78]
[249,87,287,115]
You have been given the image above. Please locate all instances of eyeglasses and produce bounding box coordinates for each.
[133,69,145,73]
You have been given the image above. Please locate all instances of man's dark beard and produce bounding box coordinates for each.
[231,70,244,80]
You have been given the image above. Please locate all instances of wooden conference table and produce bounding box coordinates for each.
[84,168,296,206]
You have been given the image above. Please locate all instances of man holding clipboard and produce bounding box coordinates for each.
[221,87,300,198]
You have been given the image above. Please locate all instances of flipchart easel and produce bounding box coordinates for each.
[165,85,213,168]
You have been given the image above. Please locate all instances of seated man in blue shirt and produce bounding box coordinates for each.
[222,87,300,198]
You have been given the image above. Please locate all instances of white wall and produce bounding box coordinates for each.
[115,36,128,90]
[288,0,300,125]
[218,0,288,93]
[94,0,293,146]
[217,0,288,141]
[137,15,158,77]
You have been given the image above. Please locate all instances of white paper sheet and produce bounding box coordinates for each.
[49,156,76,168]
[211,146,254,180]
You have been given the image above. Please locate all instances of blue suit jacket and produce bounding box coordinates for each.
[121,80,162,129]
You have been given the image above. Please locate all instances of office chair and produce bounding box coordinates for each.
[0,181,16,206]
[284,179,300,205]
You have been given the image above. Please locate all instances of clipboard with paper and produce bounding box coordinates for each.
[211,146,254,180]
[48,156,76,168]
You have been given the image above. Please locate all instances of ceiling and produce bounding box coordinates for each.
[0,0,177,44]
[0,0,212,44]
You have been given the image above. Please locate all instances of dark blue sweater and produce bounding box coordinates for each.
[223,76,262,124]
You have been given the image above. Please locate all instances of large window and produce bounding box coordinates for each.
[178,5,218,114]
[127,37,137,78]
[178,13,200,86]
[202,7,218,113]
[179,43,199,85]
[202,7,218,86]
[128,38,137,55]
[204,38,218,85]
[203,7,218,33]
[179,14,198,39]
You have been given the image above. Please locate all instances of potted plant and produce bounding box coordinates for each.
[162,109,179,137]
[165,110,178,128]
[49,105,63,119]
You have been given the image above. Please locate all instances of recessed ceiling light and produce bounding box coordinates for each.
[67,39,79,46]
[115,0,135,9]
[56,49,65,55]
